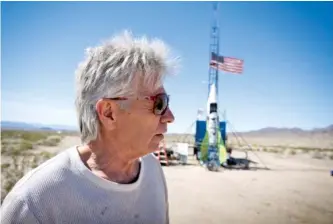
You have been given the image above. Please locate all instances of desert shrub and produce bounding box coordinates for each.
[39,151,55,160]
[19,140,34,151]
[1,143,11,155]
[270,148,280,153]
[312,150,324,159]
[1,130,61,203]
[290,150,296,155]
[1,151,56,203]
[39,136,62,146]
[1,130,19,139]
[21,132,48,142]
[1,130,57,142]
[1,130,63,157]
[10,147,23,156]
[1,163,11,169]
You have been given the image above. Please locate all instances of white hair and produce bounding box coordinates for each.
[75,30,179,144]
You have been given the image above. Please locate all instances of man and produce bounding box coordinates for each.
[1,31,178,223]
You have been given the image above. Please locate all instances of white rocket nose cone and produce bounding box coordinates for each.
[207,83,217,114]
[210,84,217,101]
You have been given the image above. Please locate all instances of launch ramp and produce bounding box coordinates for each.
[225,120,269,170]
[194,117,269,170]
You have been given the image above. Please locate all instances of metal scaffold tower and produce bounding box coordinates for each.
[208,2,220,100]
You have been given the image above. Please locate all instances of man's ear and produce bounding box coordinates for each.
[95,99,116,131]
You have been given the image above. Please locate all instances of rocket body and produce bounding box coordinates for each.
[207,83,218,147]
[205,82,220,171]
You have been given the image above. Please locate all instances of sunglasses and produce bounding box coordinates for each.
[105,93,170,115]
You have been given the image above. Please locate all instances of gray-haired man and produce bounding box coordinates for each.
[1,31,178,224]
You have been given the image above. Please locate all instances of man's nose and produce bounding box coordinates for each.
[161,107,175,123]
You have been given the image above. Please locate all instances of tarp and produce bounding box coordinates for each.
[195,120,227,164]
[195,120,227,145]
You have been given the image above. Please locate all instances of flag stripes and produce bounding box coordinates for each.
[210,53,244,74]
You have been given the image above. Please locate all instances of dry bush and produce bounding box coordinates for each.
[312,150,324,159]
[269,148,280,154]
[290,150,297,155]
[1,130,63,154]
[19,140,34,150]
[1,151,55,203]
[38,136,62,146]
[1,130,48,142]
[2,140,34,156]
[1,130,63,203]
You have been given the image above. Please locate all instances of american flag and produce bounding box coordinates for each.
[210,52,244,74]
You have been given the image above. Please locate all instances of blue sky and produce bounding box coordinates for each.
[2,1,333,133]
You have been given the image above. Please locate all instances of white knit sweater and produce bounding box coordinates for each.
[1,146,169,224]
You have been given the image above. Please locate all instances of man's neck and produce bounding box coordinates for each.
[77,144,141,184]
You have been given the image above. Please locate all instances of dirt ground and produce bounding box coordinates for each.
[164,152,333,224]
[19,136,333,224]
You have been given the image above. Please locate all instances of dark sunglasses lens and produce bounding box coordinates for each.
[154,94,168,115]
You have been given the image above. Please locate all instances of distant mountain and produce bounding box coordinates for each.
[0,121,39,130]
[166,124,333,136]
[0,121,78,131]
[165,124,333,149]
[234,124,333,136]
[240,127,305,135]
[312,124,333,133]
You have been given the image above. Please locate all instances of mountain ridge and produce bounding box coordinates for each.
[238,125,333,135]
[0,121,78,131]
[1,121,332,134]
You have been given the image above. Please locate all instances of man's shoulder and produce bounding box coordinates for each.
[2,146,77,202]
[142,153,163,169]
[143,152,158,162]
[142,153,166,183]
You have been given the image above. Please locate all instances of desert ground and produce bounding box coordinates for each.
[1,130,333,224]
[166,152,333,224]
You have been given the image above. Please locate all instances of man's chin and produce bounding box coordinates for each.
[147,134,164,151]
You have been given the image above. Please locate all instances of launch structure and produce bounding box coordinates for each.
[208,3,220,97]
[194,2,245,171]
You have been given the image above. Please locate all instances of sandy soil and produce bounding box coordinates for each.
[33,136,81,154]
[21,136,333,223]
[164,153,333,224]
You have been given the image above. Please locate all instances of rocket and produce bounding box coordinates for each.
[206,83,218,147]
